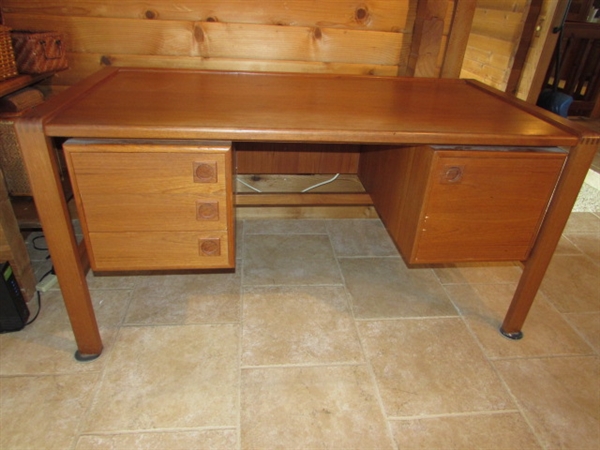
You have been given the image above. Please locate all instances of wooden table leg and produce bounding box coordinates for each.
[14,118,103,360]
[501,136,600,339]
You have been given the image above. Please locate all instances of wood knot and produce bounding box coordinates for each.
[145,10,157,19]
[100,55,113,66]
[206,16,218,22]
[194,25,205,43]
[313,27,322,40]
[355,6,370,24]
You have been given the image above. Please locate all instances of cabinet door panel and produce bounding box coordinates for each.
[414,151,566,262]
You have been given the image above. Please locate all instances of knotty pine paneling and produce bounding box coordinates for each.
[54,52,401,89]
[460,0,531,91]
[1,1,421,90]
[1,1,416,32]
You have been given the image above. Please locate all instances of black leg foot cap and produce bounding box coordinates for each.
[74,350,101,362]
[500,328,523,340]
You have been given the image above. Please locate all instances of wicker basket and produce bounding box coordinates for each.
[0,26,18,80]
[11,30,68,74]
[0,120,31,195]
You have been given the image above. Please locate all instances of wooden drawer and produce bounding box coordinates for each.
[64,139,234,271]
[360,145,567,264]
[88,231,231,271]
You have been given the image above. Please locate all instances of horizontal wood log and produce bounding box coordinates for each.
[476,0,529,13]
[460,0,529,91]
[193,21,407,65]
[236,192,373,206]
[1,0,416,33]
[470,8,528,42]
[3,13,410,67]
[44,52,401,89]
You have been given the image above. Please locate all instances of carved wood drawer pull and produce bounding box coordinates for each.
[196,200,219,221]
[441,165,464,184]
[193,161,218,183]
[199,238,221,256]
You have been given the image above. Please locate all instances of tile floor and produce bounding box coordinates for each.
[1,214,599,449]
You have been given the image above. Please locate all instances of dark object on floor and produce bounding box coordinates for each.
[0,261,30,333]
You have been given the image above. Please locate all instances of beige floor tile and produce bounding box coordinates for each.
[494,356,600,449]
[445,284,593,358]
[236,219,244,258]
[75,429,237,449]
[566,233,600,263]
[564,312,600,354]
[243,234,342,286]
[433,262,523,285]
[85,270,142,290]
[564,212,600,234]
[357,318,514,417]
[326,219,399,257]
[0,373,99,450]
[540,254,600,313]
[125,272,241,325]
[243,218,328,234]
[554,235,586,255]
[390,412,542,449]
[340,257,457,318]
[242,285,363,366]
[0,289,128,375]
[241,365,395,449]
[83,324,238,432]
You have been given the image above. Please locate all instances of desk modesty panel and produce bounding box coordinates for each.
[14,67,599,359]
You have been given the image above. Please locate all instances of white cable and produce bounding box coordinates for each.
[237,177,262,193]
[301,173,340,192]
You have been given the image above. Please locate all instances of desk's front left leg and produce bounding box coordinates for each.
[15,118,103,360]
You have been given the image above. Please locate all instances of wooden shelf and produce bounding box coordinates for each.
[0,73,53,98]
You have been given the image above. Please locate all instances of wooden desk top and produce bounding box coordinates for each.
[42,67,581,146]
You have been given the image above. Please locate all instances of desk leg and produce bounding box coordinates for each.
[15,119,103,360]
[501,137,599,339]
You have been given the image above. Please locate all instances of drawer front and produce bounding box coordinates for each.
[412,149,566,263]
[64,140,234,271]
[77,194,227,232]
[68,151,227,196]
[88,231,232,271]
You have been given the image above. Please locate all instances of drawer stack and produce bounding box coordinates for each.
[63,140,234,271]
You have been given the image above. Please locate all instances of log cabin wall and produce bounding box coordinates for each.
[0,0,459,89]
[460,0,532,91]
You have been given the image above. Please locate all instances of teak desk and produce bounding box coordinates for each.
[14,68,600,360]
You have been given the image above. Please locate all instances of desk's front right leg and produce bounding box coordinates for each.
[15,118,103,360]
[501,135,600,339]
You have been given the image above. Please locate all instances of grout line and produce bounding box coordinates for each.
[330,228,400,450]
[240,361,367,370]
[488,359,548,450]
[387,408,523,421]
[77,426,238,436]
[354,315,461,322]
[236,229,244,450]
